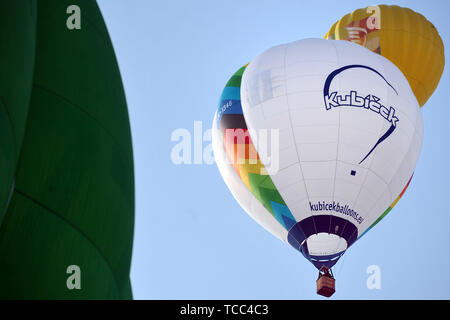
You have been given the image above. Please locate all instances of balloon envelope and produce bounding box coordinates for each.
[214,38,423,270]
[0,0,134,299]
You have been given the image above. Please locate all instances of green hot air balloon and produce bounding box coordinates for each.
[0,0,134,299]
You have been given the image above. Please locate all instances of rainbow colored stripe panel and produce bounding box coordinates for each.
[217,66,297,230]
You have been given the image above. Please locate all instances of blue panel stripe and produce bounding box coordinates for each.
[270,201,297,230]
[220,86,241,102]
[218,99,243,115]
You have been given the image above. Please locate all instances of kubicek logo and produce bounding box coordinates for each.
[324,91,399,128]
[323,64,400,164]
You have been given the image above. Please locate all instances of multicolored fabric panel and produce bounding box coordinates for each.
[359,174,414,238]
[217,65,297,230]
[326,11,380,53]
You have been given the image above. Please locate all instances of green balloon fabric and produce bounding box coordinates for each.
[0,0,135,299]
[0,1,36,225]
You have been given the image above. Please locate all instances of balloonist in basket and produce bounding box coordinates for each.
[212,5,444,297]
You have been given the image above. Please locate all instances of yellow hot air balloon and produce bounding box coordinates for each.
[325,4,445,107]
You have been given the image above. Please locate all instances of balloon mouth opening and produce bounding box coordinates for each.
[287,215,358,269]
[306,233,348,256]
[303,233,348,269]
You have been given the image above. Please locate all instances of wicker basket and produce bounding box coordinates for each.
[316,275,336,297]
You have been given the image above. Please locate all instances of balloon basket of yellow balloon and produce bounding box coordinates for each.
[316,267,335,297]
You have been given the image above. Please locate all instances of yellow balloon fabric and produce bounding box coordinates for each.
[325,4,445,107]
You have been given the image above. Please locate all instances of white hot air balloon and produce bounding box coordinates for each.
[213,39,423,297]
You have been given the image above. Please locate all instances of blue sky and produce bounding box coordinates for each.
[97,0,450,299]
